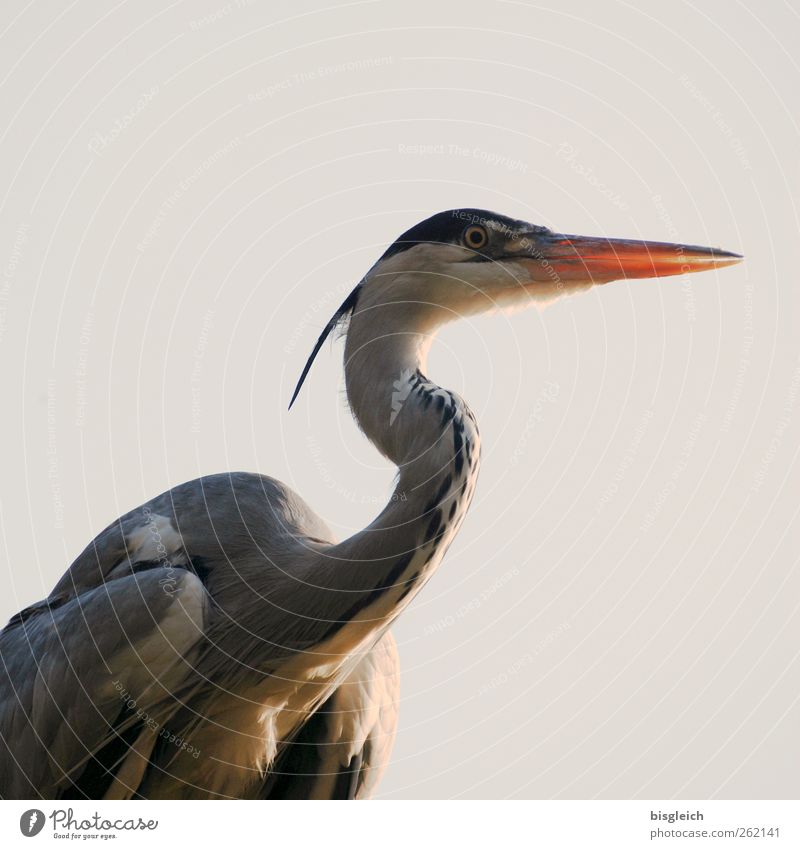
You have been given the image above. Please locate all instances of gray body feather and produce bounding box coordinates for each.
[0,473,407,799]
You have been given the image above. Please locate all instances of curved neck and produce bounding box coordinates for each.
[343,300,446,467]
[342,295,481,499]
[302,301,481,652]
[342,297,482,541]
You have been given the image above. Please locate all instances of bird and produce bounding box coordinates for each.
[0,208,742,800]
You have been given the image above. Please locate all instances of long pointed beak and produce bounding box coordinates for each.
[518,232,743,284]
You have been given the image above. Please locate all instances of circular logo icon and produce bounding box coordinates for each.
[19,809,46,837]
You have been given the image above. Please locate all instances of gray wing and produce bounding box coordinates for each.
[0,472,333,799]
[0,569,208,798]
[0,471,407,799]
[51,471,334,602]
[261,630,400,799]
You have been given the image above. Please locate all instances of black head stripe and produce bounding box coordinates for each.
[288,284,361,409]
[379,208,526,261]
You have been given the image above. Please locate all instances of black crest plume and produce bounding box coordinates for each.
[288,285,361,409]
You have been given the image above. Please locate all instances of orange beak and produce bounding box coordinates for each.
[516,232,743,284]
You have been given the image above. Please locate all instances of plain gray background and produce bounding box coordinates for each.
[0,0,796,799]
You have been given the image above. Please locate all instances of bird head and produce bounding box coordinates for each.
[289,208,742,407]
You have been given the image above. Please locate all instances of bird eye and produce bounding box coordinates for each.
[463,225,489,250]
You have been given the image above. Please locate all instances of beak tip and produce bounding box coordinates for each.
[709,249,744,270]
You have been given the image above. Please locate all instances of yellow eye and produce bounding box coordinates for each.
[463,225,488,250]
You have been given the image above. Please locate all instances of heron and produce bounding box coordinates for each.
[0,208,741,799]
